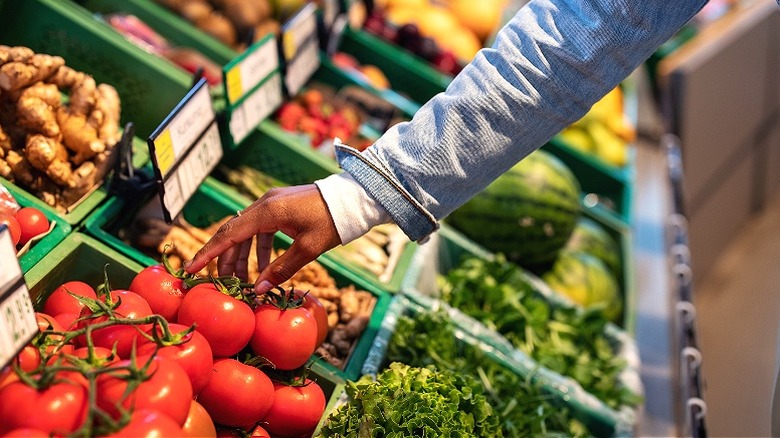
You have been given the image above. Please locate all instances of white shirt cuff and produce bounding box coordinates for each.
[315,172,392,244]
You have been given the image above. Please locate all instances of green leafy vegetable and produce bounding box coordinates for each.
[317,362,502,437]
[386,310,589,437]
[438,254,643,409]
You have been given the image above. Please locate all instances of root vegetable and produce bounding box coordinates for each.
[223,0,263,33]
[0,53,64,91]
[25,134,73,187]
[16,82,61,106]
[89,84,121,145]
[5,150,36,187]
[180,1,213,24]
[16,96,59,137]
[198,14,237,47]
[57,109,104,164]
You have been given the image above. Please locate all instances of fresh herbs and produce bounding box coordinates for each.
[438,254,642,409]
[318,362,502,437]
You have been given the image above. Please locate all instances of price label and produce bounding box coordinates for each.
[149,78,223,222]
[228,72,283,145]
[0,227,36,369]
[224,35,280,106]
[281,2,321,96]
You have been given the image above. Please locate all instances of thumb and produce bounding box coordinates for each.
[253,241,321,293]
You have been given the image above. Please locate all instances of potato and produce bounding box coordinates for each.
[223,0,263,32]
[197,13,238,47]
[179,0,213,24]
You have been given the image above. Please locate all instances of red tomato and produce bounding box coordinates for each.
[96,354,193,426]
[176,283,254,357]
[250,303,317,370]
[13,345,41,372]
[77,289,153,358]
[0,212,21,246]
[35,312,70,355]
[2,428,50,437]
[137,323,213,395]
[0,380,87,435]
[197,358,274,428]
[181,400,217,438]
[129,265,185,322]
[251,426,271,437]
[0,366,19,391]
[294,289,329,347]
[14,207,49,246]
[105,409,183,438]
[53,312,80,331]
[43,281,97,318]
[262,380,326,437]
[70,346,120,368]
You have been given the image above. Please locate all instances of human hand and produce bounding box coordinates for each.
[183,184,341,293]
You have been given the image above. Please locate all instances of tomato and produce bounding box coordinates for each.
[262,379,326,437]
[137,323,213,395]
[129,264,185,322]
[197,358,274,428]
[250,303,317,370]
[251,425,271,437]
[176,283,254,357]
[53,312,81,331]
[77,289,153,358]
[0,380,88,435]
[43,281,97,318]
[182,400,217,438]
[294,289,329,347]
[105,409,183,438]
[0,366,19,391]
[14,207,49,246]
[96,354,193,426]
[2,428,50,437]
[13,345,41,372]
[35,312,70,355]
[0,212,21,246]
[70,346,120,368]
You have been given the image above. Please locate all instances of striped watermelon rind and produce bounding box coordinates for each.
[446,150,582,269]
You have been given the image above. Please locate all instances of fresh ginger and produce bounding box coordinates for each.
[25,134,73,187]
[0,54,64,91]
[57,108,104,164]
[16,95,60,137]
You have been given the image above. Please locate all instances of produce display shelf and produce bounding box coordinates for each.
[3,182,72,274]
[83,177,392,382]
[397,223,642,433]
[0,0,192,226]
[351,293,636,437]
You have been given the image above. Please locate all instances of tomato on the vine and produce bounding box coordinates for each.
[13,345,41,372]
[197,358,274,428]
[76,289,153,358]
[176,283,254,357]
[14,207,49,246]
[96,354,193,426]
[2,428,50,437]
[104,409,184,438]
[34,312,71,355]
[251,291,318,370]
[137,322,213,395]
[129,264,185,322]
[262,379,327,437]
[0,380,88,435]
[294,289,329,347]
[42,281,97,318]
[182,400,217,438]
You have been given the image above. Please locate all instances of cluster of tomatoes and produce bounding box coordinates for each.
[0,206,50,250]
[0,263,332,438]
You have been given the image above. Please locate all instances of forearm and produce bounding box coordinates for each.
[330,0,707,242]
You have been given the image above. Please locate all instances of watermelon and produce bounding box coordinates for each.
[446,149,581,269]
[542,249,622,322]
[565,217,622,277]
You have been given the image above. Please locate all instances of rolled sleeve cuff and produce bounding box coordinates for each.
[334,142,439,243]
[314,171,392,245]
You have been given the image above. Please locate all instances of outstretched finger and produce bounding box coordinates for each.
[254,240,319,294]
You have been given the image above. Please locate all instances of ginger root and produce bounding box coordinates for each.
[57,108,104,164]
[25,134,73,187]
[0,53,64,91]
[16,95,60,137]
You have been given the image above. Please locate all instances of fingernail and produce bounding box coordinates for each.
[255,280,274,294]
[182,260,192,271]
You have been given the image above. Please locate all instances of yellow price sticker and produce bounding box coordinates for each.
[283,32,297,63]
[153,129,175,175]
[226,66,243,105]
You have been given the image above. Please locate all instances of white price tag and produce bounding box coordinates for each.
[229,73,283,144]
[0,228,36,369]
[282,3,321,96]
[161,122,223,220]
[225,36,280,105]
[149,78,223,222]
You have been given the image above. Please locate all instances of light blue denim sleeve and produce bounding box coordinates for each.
[335,0,708,242]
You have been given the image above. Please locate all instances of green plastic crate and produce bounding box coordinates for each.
[83,178,392,381]
[0,0,192,225]
[356,294,636,437]
[3,182,72,273]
